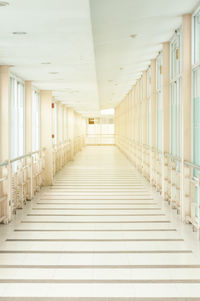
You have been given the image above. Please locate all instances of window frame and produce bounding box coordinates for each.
[10,73,25,160]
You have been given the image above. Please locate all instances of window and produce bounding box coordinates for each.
[192,9,200,218]
[170,30,182,158]
[192,9,200,178]
[192,67,200,176]
[140,78,143,145]
[156,53,163,152]
[147,67,151,146]
[32,90,40,152]
[54,103,58,145]
[193,10,200,66]
[60,105,63,143]
[10,76,25,160]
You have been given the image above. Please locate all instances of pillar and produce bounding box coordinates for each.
[63,105,68,142]
[40,90,53,185]
[150,59,156,184]
[25,81,32,154]
[182,14,192,220]
[163,42,170,198]
[0,66,10,162]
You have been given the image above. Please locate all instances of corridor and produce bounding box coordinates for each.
[0,146,200,300]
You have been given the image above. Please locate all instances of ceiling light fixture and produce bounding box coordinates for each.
[49,72,58,74]
[13,32,27,35]
[41,62,51,65]
[130,34,137,39]
[0,2,9,7]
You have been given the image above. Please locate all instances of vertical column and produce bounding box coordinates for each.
[51,97,56,146]
[40,91,53,185]
[163,42,170,198]
[150,59,156,184]
[25,81,32,154]
[0,66,10,162]
[68,108,74,159]
[56,101,62,145]
[63,105,68,143]
[133,86,136,165]
[0,66,11,221]
[25,81,33,199]
[142,71,148,177]
[182,14,192,220]
[142,71,148,146]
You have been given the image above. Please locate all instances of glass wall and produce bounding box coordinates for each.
[170,30,182,158]
[192,9,200,219]
[32,89,40,152]
[54,102,58,145]
[147,67,151,146]
[156,53,163,152]
[10,75,25,160]
[140,78,143,145]
[192,9,200,177]
[60,105,63,144]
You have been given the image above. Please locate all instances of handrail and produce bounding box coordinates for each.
[184,160,200,171]
[87,134,114,136]
[0,148,45,166]
[0,161,8,167]
[164,152,181,162]
[10,153,31,163]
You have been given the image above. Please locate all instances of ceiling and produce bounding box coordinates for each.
[0,0,198,114]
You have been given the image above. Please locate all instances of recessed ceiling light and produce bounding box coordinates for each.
[0,2,9,7]
[130,34,137,39]
[13,32,27,35]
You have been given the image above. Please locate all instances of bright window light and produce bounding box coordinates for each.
[101,108,114,115]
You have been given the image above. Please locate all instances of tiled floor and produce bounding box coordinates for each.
[0,146,200,300]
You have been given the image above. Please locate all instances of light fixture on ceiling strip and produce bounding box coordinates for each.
[0,1,9,6]
[13,32,27,35]
[130,34,137,39]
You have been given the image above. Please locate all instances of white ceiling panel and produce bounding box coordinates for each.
[0,0,198,114]
[0,0,99,111]
[90,0,199,109]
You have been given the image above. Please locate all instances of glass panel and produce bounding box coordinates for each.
[195,185,199,218]
[171,34,181,79]
[54,103,58,145]
[60,105,63,143]
[140,102,142,144]
[193,68,200,177]
[156,91,162,151]
[156,53,163,152]
[147,68,151,146]
[171,82,177,156]
[10,77,25,160]
[194,13,200,65]
[32,90,40,152]
[170,31,182,160]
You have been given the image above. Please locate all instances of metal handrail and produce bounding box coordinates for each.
[0,161,8,167]
[0,148,45,166]
[164,152,181,162]
[184,160,200,171]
